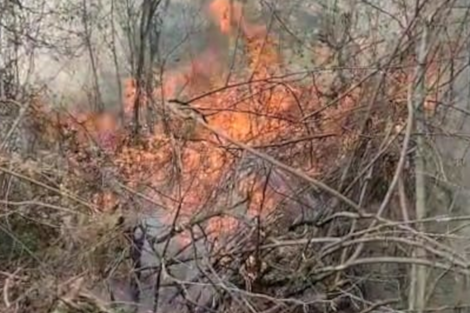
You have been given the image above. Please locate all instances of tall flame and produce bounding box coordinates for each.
[39,0,361,244]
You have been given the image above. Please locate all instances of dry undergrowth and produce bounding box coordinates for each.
[0,1,457,313]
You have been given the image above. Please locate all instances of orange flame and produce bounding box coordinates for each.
[41,0,361,244]
[209,0,242,34]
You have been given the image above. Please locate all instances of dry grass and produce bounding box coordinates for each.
[1,1,469,313]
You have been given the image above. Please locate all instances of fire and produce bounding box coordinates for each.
[209,0,243,34]
[35,0,361,244]
[124,0,328,242]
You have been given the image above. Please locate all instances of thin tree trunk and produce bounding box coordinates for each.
[408,13,429,313]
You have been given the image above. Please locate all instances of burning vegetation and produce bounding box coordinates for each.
[0,0,455,312]
[34,0,364,241]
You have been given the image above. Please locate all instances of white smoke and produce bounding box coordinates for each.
[11,0,207,111]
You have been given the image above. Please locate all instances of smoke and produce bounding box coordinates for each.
[14,0,209,112]
[6,0,215,310]
[5,1,326,311]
